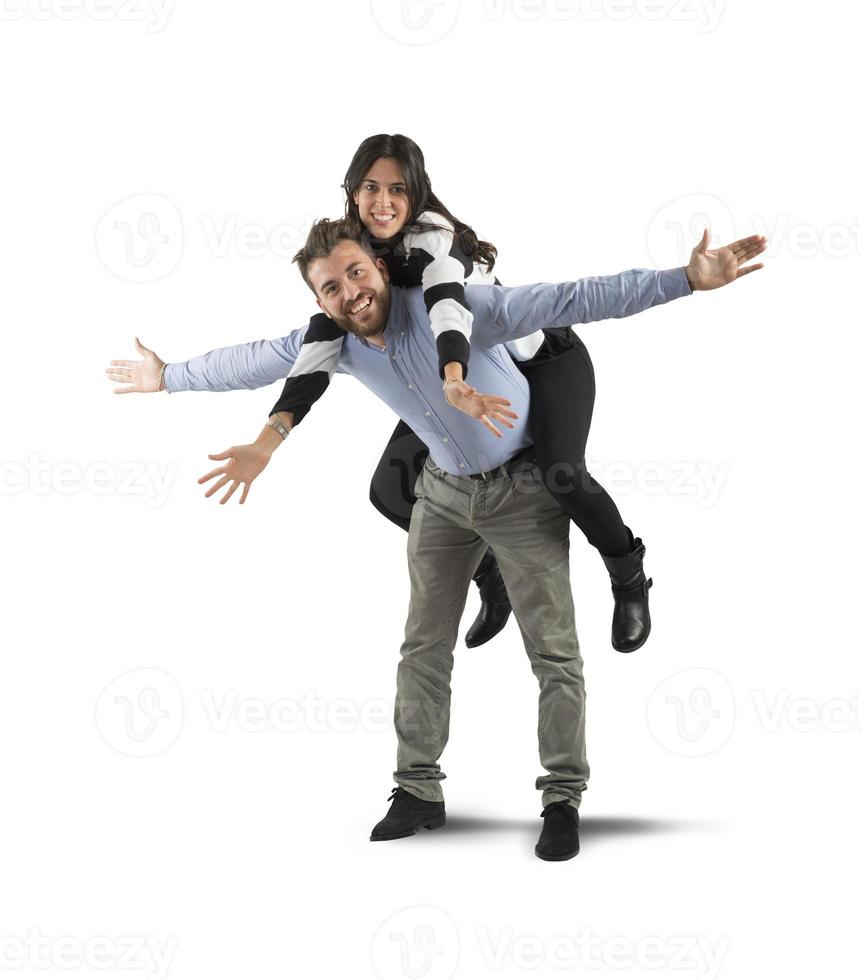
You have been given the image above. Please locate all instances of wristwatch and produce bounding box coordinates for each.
[266,415,291,441]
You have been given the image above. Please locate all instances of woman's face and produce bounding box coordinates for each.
[353,156,411,239]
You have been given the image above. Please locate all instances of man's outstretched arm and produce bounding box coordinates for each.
[466,231,767,346]
[164,329,308,393]
[106,327,311,395]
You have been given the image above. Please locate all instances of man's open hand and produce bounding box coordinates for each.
[444,380,519,438]
[198,444,272,505]
[105,337,166,393]
[685,230,767,291]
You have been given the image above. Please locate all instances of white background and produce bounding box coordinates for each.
[2,1,859,978]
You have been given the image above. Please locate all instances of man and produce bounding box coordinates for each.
[107,219,766,860]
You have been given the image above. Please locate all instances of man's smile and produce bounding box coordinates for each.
[348,294,374,320]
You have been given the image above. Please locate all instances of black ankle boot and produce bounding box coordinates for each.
[464,548,512,649]
[370,787,446,842]
[600,531,653,653]
[535,801,580,861]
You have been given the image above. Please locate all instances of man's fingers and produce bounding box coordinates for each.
[113,386,135,395]
[728,234,766,250]
[735,262,764,278]
[696,228,710,252]
[732,241,767,262]
[134,337,151,354]
[732,243,765,264]
[198,466,228,484]
[109,360,137,368]
[219,481,240,505]
[203,475,231,498]
[239,483,251,505]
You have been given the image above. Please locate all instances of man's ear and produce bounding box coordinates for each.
[376,258,389,281]
[315,296,326,313]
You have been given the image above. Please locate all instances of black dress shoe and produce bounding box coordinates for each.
[370,787,446,842]
[535,801,580,861]
[600,530,653,653]
[465,548,512,649]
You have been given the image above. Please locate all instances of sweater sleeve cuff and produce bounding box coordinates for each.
[436,332,471,381]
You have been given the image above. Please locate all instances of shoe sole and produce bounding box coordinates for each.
[534,845,580,862]
[370,813,446,842]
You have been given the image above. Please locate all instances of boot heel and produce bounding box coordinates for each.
[423,813,446,831]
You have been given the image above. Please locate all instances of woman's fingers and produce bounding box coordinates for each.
[479,415,503,438]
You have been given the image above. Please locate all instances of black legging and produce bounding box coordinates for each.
[369,331,631,558]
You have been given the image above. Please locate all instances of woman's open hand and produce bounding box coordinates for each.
[198,444,272,505]
[444,380,519,438]
[105,337,166,393]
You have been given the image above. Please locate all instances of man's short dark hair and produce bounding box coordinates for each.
[293,217,378,293]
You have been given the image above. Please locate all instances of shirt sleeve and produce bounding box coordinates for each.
[268,313,346,424]
[164,325,310,392]
[404,212,476,380]
[465,267,693,346]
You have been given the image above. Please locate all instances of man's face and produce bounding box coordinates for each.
[309,240,392,339]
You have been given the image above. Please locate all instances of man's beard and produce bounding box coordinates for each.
[329,286,391,339]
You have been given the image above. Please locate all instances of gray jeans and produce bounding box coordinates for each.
[393,452,589,808]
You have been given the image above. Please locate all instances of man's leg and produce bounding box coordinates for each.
[476,459,589,808]
[393,461,486,802]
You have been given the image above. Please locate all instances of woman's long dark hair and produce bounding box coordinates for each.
[342,133,497,273]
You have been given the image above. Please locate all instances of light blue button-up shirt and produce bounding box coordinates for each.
[165,268,691,475]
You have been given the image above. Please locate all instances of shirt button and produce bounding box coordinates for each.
[459,463,465,469]
[391,353,397,359]
[425,411,431,416]
[408,384,413,390]
[443,437,448,443]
